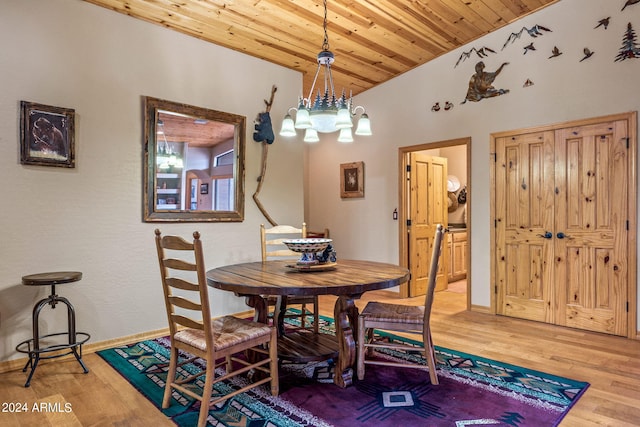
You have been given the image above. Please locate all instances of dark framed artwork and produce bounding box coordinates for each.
[340,161,364,198]
[200,183,209,194]
[20,101,75,168]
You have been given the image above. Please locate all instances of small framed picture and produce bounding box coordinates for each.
[340,161,364,198]
[20,101,75,168]
[200,183,209,194]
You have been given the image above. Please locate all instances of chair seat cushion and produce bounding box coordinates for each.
[360,301,425,324]
[175,315,272,352]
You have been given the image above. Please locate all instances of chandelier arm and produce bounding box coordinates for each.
[326,63,335,101]
[352,105,366,115]
[307,63,323,107]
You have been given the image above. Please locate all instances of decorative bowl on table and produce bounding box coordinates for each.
[282,238,332,254]
[282,238,336,270]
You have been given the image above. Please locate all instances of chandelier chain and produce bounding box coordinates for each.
[322,0,330,51]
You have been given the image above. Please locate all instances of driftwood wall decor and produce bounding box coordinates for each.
[252,85,278,226]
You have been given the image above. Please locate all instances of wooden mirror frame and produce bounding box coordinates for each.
[143,96,245,222]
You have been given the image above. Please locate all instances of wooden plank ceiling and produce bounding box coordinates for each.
[84,0,558,97]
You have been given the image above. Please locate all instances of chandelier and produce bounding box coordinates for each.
[156,119,184,170]
[279,0,372,143]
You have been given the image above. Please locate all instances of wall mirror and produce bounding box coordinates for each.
[143,96,245,222]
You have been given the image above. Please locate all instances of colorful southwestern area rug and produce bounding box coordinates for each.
[97,315,588,427]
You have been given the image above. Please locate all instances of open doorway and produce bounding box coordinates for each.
[398,137,471,309]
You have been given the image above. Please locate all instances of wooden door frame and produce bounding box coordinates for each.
[186,171,199,210]
[398,137,471,310]
[490,111,637,339]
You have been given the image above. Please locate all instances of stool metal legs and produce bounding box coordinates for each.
[16,285,90,387]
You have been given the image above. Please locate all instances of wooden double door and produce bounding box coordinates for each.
[493,113,635,336]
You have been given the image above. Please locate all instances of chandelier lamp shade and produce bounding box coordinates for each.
[279,0,372,143]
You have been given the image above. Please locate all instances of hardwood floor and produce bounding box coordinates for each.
[1,287,638,426]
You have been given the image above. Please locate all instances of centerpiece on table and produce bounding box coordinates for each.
[282,238,337,271]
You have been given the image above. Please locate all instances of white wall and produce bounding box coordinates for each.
[0,0,304,362]
[440,145,467,226]
[306,0,640,329]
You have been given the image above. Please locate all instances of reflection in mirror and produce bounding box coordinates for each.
[143,96,245,222]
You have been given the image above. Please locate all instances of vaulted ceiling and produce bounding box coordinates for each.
[84,0,558,96]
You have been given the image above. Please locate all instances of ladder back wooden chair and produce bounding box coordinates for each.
[356,224,445,385]
[155,229,279,427]
[306,228,330,238]
[260,223,319,333]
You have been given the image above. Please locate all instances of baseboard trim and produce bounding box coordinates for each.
[470,304,492,314]
[0,327,169,375]
[85,327,170,353]
[0,310,257,375]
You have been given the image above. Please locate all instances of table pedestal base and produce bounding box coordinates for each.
[333,295,359,388]
[247,294,358,387]
[278,331,339,364]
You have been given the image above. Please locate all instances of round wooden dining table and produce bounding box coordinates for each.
[206,259,409,388]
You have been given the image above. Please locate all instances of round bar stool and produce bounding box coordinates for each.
[15,271,90,387]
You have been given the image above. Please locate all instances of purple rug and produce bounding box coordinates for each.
[276,336,588,427]
[97,317,589,426]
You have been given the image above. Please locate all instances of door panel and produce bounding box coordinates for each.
[409,153,448,296]
[554,121,628,335]
[452,240,466,276]
[495,132,555,322]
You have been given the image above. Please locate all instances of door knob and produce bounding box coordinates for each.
[537,231,553,239]
[556,232,572,239]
